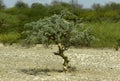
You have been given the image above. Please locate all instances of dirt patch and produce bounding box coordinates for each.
[0,46,120,81]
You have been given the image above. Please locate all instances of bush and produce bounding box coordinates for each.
[86,21,120,48]
[0,32,21,45]
[0,12,19,33]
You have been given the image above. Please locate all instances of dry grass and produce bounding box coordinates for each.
[0,44,120,81]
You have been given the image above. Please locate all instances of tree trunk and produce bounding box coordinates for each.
[53,43,70,72]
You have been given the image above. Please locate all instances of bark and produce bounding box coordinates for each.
[115,45,119,51]
[53,43,70,72]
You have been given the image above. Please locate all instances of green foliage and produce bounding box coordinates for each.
[0,12,19,33]
[0,1,120,48]
[104,2,120,11]
[78,2,120,22]
[61,9,77,22]
[117,39,120,47]
[0,12,18,24]
[31,3,44,8]
[86,21,120,48]
[23,10,97,72]
[92,3,102,11]
[71,28,96,47]
[23,11,96,48]
[48,4,65,15]
[30,4,48,19]
[4,7,30,16]
[103,10,120,21]
[24,14,75,46]
[0,32,21,44]
[23,11,94,71]
[14,0,29,8]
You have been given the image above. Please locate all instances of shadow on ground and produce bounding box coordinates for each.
[19,66,77,76]
[19,68,64,76]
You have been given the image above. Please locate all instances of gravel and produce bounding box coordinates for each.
[0,45,120,81]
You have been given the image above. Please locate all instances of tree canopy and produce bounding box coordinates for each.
[24,14,80,47]
[14,0,29,8]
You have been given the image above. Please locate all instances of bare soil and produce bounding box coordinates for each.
[0,45,120,81]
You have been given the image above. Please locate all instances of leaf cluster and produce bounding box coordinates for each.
[24,14,81,47]
[24,11,96,48]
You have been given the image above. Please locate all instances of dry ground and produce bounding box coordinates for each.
[0,44,120,81]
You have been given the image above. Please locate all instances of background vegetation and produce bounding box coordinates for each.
[0,0,120,48]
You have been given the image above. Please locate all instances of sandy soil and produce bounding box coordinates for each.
[0,44,120,81]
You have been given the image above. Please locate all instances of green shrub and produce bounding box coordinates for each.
[0,12,19,33]
[85,21,120,48]
[0,32,21,45]
[69,27,96,47]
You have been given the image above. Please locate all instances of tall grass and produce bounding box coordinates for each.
[84,21,120,48]
[0,32,21,45]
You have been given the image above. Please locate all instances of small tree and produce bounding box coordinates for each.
[23,11,94,72]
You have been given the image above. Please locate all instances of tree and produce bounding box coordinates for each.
[23,11,94,72]
[92,3,102,11]
[0,12,19,33]
[104,2,120,11]
[14,0,29,8]
[31,3,44,9]
[51,0,60,5]
[48,4,65,15]
[30,3,48,19]
[0,0,5,10]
